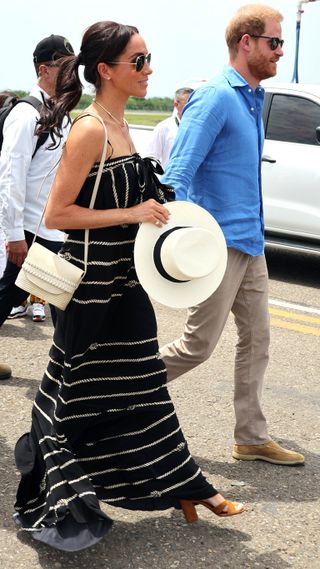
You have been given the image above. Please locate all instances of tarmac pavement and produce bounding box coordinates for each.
[0,272,319,569]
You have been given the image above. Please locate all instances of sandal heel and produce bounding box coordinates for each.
[180,499,198,523]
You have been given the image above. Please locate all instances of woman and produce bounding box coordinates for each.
[14,21,244,552]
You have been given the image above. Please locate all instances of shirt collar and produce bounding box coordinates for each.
[30,84,50,102]
[222,65,265,95]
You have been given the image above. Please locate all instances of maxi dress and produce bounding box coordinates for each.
[14,154,217,552]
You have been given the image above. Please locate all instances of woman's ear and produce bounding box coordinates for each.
[97,62,111,81]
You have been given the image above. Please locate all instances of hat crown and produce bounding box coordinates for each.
[134,200,227,309]
[160,227,218,281]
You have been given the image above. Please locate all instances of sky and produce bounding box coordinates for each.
[1,0,320,98]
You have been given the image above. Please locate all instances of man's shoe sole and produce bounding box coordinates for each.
[0,373,11,380]
[232,450,304,466]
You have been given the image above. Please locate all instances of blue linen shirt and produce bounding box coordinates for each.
[162,66,265,256]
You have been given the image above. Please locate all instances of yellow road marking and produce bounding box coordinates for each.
[270,318,320,336]
[269,307,320,325]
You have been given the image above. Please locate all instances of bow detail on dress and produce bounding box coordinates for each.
[135,155,175,204]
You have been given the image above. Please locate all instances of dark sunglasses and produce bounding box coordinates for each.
[250,35,284,50]
[108,53,151,72]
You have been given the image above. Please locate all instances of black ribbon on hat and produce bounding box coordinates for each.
[153,227,189,283]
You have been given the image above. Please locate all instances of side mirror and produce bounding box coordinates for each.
[316,126,320,145]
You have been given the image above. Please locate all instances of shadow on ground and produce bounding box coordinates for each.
[16,514,291,569]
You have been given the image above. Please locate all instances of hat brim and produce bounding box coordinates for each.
[134,201,227,309]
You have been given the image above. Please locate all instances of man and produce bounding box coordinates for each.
[0,35,74,380]
[0,34,74,335]
[146,87,194,169]
[0,92,49,324]
[160,4,304,466]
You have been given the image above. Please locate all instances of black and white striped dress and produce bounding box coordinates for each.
[14,155,217,551]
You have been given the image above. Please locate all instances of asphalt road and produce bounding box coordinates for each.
[0,249,319,569]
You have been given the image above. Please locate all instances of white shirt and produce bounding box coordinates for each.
[145,114,179,169]
[0,85,69,242]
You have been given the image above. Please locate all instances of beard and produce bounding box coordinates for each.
[248,50,278,82]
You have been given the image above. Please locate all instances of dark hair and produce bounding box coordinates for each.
[37,21,138,145]
[0,90,19,108]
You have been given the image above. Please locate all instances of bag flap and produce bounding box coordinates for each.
[21,242,84,294]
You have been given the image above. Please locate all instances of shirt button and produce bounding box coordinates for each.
[250,107,255,112]
[248,88,252,93]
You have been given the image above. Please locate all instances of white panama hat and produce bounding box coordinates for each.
[134,201,227,309]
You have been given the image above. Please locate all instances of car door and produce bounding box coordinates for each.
[262,92,320,241]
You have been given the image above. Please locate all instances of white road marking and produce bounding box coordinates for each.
[269,298,320,316]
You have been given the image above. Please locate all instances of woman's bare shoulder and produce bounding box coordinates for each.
[66,112,106,161]
[71,112,105,140]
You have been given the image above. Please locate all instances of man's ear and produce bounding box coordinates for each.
[239,33,251,53]
[38,63,49,78]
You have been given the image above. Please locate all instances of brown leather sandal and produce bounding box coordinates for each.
[180,499,245,523]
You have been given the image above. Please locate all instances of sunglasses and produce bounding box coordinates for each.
[250,35,284,50]
[108,53,151,72]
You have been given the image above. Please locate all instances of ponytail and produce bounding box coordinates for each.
[37,54,83,147]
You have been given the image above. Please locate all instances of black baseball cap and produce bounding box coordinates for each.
[33,34,74,64]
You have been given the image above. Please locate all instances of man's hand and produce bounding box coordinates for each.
[6,240,28,267]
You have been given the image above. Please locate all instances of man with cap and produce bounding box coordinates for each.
[0,34,74,377]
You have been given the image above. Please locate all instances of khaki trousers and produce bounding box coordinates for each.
[160,248,271,445]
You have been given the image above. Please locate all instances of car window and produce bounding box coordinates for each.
[265,94,320,145]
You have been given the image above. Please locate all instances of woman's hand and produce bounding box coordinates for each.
[128,199,170,227]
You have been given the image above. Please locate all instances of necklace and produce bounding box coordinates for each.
[93,99,134,155]
[93,99,128,128]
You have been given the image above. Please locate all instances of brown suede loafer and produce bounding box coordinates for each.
[0,363,12,380]
[232,440,305,465]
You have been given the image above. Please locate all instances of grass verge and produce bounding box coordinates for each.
[71,110,169,127]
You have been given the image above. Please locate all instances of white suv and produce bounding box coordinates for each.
[262,83,320,253]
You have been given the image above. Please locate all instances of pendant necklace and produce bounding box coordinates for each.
[94,99,128,128]
[93,99,133,154]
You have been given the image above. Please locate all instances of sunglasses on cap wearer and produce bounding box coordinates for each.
[108,53,151,72]
[249,35,284,50]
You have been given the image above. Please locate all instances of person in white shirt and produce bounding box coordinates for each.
[0,92,49,323]
[146,87,194,169]
[0,91,18,280]
[0,34,74,331]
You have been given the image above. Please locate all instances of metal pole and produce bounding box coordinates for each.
[291,0,319,83]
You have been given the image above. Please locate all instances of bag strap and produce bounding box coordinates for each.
[14,96,50,158]
[77,113,108,272]
[33,112,108,276]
